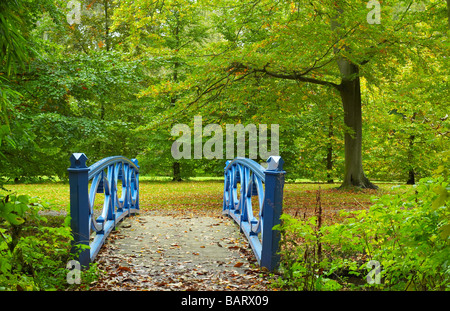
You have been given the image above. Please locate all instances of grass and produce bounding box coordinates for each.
[2,182,70,210]
[1,178,411,222]
[282,182,410,225]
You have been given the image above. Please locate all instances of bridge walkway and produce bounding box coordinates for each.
[90,210,274,291]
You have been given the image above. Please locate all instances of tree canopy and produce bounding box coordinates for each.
[0,0,448,187]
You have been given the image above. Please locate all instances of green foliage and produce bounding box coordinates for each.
[0,0,31,76]
[274,173,449,291]
[273,213,343,291]
[1,0,153,181]
[2,0,448,183]
[0,193,99,290]
[0,49,149,180]
[0,0,32,160]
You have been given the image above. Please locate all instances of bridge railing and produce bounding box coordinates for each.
[223,156,286,271]
[68,153,139,268]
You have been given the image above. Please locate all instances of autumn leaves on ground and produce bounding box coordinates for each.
[5,180,407,290]
[8,180,403,220]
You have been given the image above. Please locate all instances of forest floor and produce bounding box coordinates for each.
[3,179,410,291]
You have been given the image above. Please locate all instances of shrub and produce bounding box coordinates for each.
[0,193,99,290]
[274,170,449,291]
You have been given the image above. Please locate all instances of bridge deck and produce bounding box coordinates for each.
[91,211,273,290]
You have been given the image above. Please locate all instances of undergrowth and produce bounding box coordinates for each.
[0,193,99,290]
[273,167,449,291]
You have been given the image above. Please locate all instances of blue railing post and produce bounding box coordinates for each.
[260,156,285,271]
[131,158,140,211]
[68,153,90,268]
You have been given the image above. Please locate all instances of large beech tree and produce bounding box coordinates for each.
[176,0,448,188]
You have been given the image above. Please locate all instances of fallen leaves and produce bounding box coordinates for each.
[117,266,133,273]
[91,212,274,291]
[6,181,387,220]
[282,185,378,225]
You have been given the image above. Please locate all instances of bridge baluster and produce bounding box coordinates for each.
[68,153,90,268]
[261,156,285,271]
[68,153,140,268]
[223,156,285,271]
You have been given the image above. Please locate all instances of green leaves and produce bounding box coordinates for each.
[431,164,450,241]
[0,191,84,291]
[275,175,449,290]
[0,194,30,226]
[2,209,25,226]
[0,0,31,76]
[432,185,448,210]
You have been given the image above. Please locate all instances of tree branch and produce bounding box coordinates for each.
[231,62,341,90]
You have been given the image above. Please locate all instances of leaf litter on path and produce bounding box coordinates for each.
[91,210,275,291]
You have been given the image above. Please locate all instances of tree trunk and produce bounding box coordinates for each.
[337,60,377,189]
[326,115,334,183]
[172,161,182,181]
[330,6,377,189]
[406,168,415,185]
[406,132,416,184]
[104,0,110,52]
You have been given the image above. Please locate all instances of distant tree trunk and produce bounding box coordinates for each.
[172,161,182,181]
[406,112,416,184]
[326,115,334,183]
[104,0,110,52]
[337,59,377,189]
[406,168,415,185]
[406,110,417,184]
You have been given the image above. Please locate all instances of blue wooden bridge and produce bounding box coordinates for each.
[68,153,286,273]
